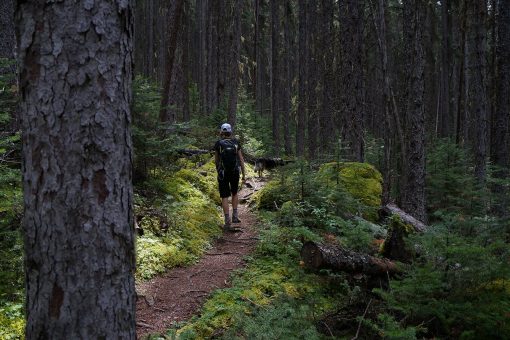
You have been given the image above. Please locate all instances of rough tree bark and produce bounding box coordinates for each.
[371,0,393,204]
[206,0,219,114]
[307,0,319,159]
[160,0,185,122]
[228,0,242,129]
[490,0,510,216]
[270,0,281,156]
[439,0,451,137]
[340,0,365,162]
[467,0,488,184]
[16,1,136,338]
[296,0,307,157]
[402,0,427,222]
[282,0,293,156]
[198,0,207,115]
[319,0,335,156]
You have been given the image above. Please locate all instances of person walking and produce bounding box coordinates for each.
[214,123,246,231]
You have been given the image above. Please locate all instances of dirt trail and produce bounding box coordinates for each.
[136,178,265,338]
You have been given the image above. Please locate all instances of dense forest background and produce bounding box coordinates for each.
[0,0,509,338]
[131,0,509,220]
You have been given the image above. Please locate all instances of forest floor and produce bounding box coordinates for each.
[135,177,266,338]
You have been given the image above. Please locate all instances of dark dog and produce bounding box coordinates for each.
[254,158,285,177]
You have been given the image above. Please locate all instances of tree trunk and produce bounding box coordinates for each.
[159,0,185,122]
[206,0,219,114]
[228,0,242,129]
[198,0,208,115]
[216,0,228,107]
[467,0,488,184]
[301,242,401,276]
[439,0,451,137]
[296,0,307,157]
[340,0,365,162]
[319,0,335,156]
[380,204,428,233]
[270,0,281,156]
[491,0,510,216]
[282,0,293,156]
[182,1,191,122]
[17,1,136,338]
[307,0,319,159]
[402,0,427,222]
[0,0,15,63]
[371,0,393,204]
[147,0,155,78]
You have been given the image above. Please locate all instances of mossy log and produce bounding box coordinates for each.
[300,241,401,276]
[380,203,427,232]
[177,149,213,156]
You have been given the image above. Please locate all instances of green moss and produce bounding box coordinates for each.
[0,302,24,340]
[253,180,292,211]
[135,159,223,281]
[318,162,383,221]
[380,215,414,261]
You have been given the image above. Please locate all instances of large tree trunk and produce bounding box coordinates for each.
[296,0,307,157]
[402,0,427,222]
[301,242,401,276]
[491,0,510,216]
[371,0,393,204]
[160,0,185,122]
[17,1,136,338]
[467,0,489,184]
[340,0,365,162]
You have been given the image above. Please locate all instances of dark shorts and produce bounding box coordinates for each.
[218,170,240,198]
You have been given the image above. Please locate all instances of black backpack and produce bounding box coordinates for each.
[218,139,239,172]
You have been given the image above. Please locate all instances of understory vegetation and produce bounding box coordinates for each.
[153,140,509,339]
[0,74,508,339]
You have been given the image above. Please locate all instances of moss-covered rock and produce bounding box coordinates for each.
[253,180,292,211]
[318,162,383,221]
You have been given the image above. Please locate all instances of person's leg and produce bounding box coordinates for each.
[222,197,230,224]
[230,172,241,223]
[218,176,231,227]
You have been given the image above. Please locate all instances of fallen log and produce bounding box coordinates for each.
[300,241,401,276]
[380,203,427,232]
[177,149,213,156]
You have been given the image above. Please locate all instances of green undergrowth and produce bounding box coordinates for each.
[163,218,351,339]
[254,161,382,222]
[148,163,387,339]
[135,159,223,280]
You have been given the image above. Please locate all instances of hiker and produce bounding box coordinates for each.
[214,123,246,231]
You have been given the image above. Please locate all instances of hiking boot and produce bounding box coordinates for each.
[232,216,241,223]
[223,222,237,232]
